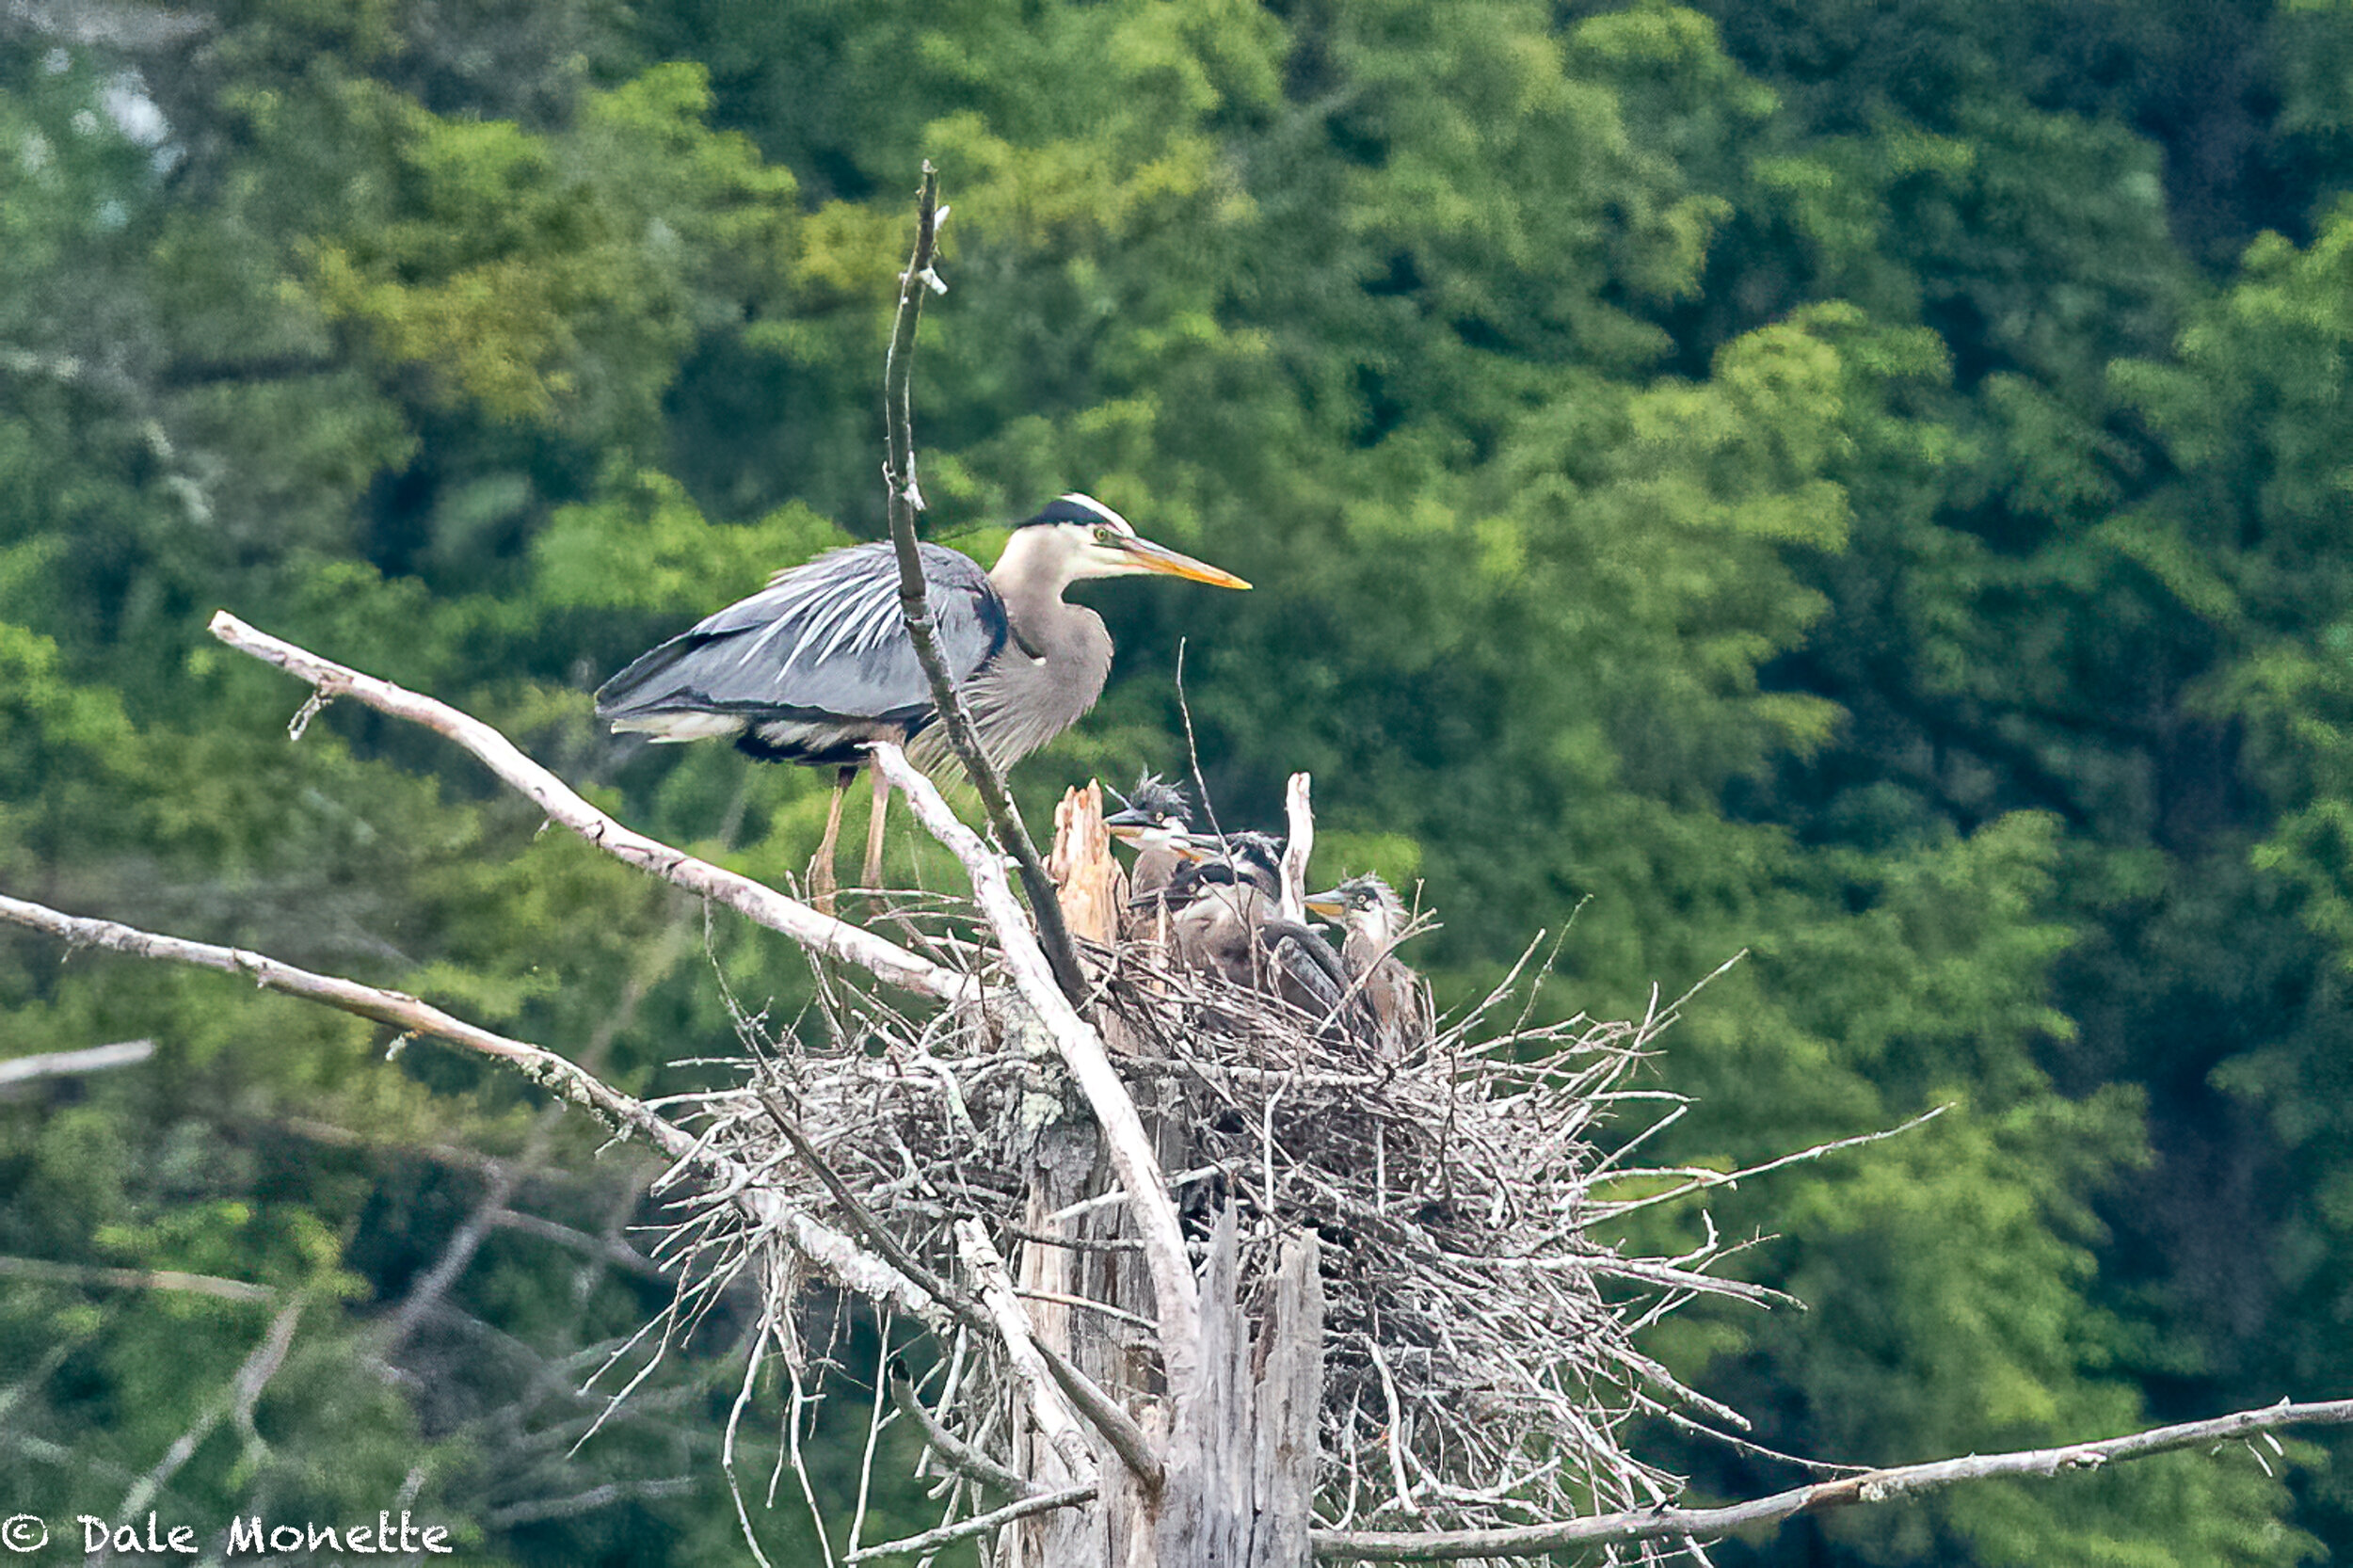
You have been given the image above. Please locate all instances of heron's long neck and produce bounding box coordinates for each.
[994,565,1076,656]
[964,568,1112,770]
[1132,841,1182,901]
[1345,914,1400,968]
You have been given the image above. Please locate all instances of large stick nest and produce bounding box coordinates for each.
[638,898,1770,1552]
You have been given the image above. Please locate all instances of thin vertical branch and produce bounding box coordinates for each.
[875,160,1090,1004]
[847,1318,895,1557]
[1280,772,1315,922]
[119,1300,306,1519]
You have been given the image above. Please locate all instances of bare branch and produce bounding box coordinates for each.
[484,1208,669,1285]
[887,1362,1030,1496]
[376,1158,521,1357]
[848,1324,895,1558]
[0,890,664,1138]
[203,611,974,1007]
[872,744,1201,1405]
[0,1039,154,1085]
[779,1081,1169,1501]
[0,890,942,1324]
[771,1087,1160,1496]
[3,0,216,49]
[0,1254,273,1304]
[842,1480,1098,1563]
[1037,1339,1164,1496]
[274,1115,540,1179]
[1014,1288,1156,1332]
[120,1300,304,1519]
[954,1220,1096,1482]
[757,1093,974,1324]
[1591,1104,1954,1223]
[874,162,1089,1004]
[484,1478,697,1528]
[1311,1398,2353,1561]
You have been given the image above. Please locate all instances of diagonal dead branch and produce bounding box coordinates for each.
[1311,1398,2353,1561]
[0,889,662,1136]
[120,1299,305,1520]
[0,1254,275,1304]
[757,1092,979,1325]
[774,1071,1169,1503]
[0,890,942,1324]
[376,1159,520,1358]
[1036,1339,1163,1496]
[0,1039,155,1085]
[843,1480,1099,1563]
[870,742,1201,1408]
[888,1361,1030,1496]
[203,611,973,1006]
[954,1220,1096,1483]
[484,1208,668,1285]
[484,1478,698,1528]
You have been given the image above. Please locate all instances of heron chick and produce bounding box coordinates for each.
[1104,772,1199,937]
[1305,873,1433,1059]
[595,494,1249,905]
[1156,833,1366,1041]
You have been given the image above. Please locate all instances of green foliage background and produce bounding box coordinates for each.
[5,0,2352,1560]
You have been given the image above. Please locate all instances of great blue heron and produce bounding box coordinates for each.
[594,494,1250,904]
[1104,772,1197,938]
[1305,873,1433,1058]
[1154,832,1364,1038]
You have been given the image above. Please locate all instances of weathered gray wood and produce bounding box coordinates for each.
[1016,1107,1109,1568]
[1038,792,1327,1568]
[1153,1208,1324,1567]
[1253,1231,1324,1568]
[1159,1206,1242,1564]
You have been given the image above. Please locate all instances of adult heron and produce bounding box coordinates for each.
[595,494,1250,904]
[1305,873,1433,1058]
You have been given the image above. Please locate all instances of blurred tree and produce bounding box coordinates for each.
[7,0,2353,1560]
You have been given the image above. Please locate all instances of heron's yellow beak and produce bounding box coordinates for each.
[1302,892,1347,919]
[1121,536,1251,590]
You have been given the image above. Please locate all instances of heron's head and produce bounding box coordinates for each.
[1209,832,1287,895]
[1105,771,1193,850]
[1150,830,1285,908]
[1305,873,1404,936]
[1001,494,1252,592]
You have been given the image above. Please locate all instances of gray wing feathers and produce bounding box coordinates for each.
[597,542,1007,726]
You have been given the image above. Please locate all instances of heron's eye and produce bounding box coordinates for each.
[1093,525,1118,545]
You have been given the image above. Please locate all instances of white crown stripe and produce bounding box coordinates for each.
[1056,492,1133,533]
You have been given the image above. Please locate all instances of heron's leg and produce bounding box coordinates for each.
[810,765,856,916]
[862,760,889,893]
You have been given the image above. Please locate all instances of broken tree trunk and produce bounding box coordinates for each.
[1158,1208,1326,1567]
[1043,786,1326,1567]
